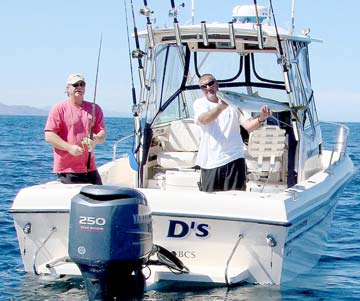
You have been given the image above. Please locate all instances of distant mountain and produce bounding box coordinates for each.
[0,102,131,118]
[0,102,48,116]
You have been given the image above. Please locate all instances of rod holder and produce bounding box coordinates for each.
[283,69,292,93]
[138,67,146,104]
[138,67,145,88]
[174,21,182,46]
[336,125,348,156]
[201,21,209,46]
[147,24,155,48]
[292,120,299,141]
[228,22,235,47]
[256,23,264,49]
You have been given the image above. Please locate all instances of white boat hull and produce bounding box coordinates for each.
[11,152,354,286]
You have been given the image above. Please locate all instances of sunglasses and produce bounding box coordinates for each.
[71,82,86,88]
[200,80,216,89]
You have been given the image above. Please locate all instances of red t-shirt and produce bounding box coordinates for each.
[44,99,106,173]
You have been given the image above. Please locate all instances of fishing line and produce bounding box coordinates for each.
[269,0,292,94]
[124,0,137,107]
[124,0,142,164]
[87,33,103,170]
[128,0,143,151]
[271,116,293,128]
[269,0,284,58]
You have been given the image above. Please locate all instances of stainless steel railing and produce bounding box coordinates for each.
[112,133,134,161]
[321,122,350,167]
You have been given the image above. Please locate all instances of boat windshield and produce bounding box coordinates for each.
[147,45,290,125]
[145,45,192,124]
[286,41,319,131]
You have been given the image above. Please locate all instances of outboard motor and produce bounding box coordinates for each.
[68,185,152,300]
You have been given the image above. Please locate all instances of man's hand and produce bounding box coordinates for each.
[218,99,228,110]
[81,133,104,151]
[259,105,272,122]
[68,144,84,156]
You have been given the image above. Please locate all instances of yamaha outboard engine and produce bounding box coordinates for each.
[68,185,152,300]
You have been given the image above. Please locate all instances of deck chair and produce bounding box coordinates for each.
[246,125,287,183]
[156,119,200,169]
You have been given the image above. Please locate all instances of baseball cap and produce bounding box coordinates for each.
[66,74,86,85]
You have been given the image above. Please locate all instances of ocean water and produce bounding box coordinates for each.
[0,115,359,301]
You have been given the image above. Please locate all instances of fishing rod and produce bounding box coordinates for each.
[253,0,264,49]
[269,0,291,94]
[87,33,103,170]
[126,0,148,187]
[140,0,155,48]
[170,0,183,45]
[124,0,137,112]
[130,0,145,94]
[125,0,142,152]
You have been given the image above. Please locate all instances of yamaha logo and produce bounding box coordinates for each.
[77,246,86,255]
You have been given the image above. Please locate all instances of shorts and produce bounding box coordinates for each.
[199,158,246,192]
[57,170,103,185]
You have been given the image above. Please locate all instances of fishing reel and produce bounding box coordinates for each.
[132,49,146,59]
[168,3,185,18]
[302,28,311,37]
[139,6,153,17]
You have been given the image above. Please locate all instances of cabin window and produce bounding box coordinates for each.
[249,52,288,102]
[192,51,287,101]
[193,51,243,81]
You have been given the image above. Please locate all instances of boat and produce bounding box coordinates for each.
[10,1,355,299]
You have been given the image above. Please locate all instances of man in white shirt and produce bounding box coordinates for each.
[193,74,272,192]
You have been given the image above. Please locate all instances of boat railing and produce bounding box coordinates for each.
[112,133,134,161]
[321,122,350,167]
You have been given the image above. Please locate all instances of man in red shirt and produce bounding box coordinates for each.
[44,74,106,184]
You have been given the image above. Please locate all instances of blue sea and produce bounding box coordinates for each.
[1,115,359,301]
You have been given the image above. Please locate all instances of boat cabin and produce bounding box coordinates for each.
[104,21,323,194]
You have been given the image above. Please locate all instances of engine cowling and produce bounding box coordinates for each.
[68,185,152,300]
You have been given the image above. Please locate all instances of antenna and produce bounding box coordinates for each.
[266,3,272,25]
[191,0,195,25]
[291,0,295,35]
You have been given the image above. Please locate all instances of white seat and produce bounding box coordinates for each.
[246,125,286,183]
[157,119,200,169]
[157,151,198,169]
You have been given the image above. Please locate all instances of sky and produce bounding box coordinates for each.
[0,0,359,122]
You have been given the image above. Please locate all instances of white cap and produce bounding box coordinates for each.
[66,74,86,85]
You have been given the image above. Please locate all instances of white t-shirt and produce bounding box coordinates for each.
[193,97,247,169]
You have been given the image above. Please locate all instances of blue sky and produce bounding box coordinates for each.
[1,1,358,122]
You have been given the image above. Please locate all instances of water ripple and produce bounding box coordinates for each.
[1,117,359,300]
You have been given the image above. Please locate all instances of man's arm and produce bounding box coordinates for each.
[242,105,272,132]
[93,129,106,145]
[197,102,228,125]
[44,131,83,156]
[241,116,264,132]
